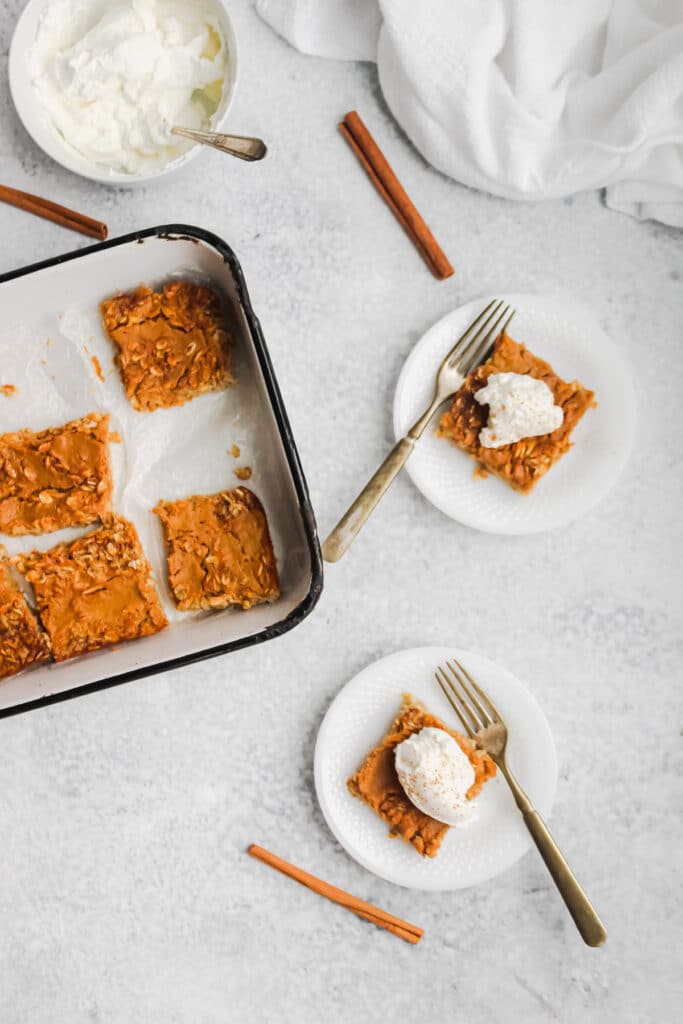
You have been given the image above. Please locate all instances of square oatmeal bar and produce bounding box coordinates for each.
[154,487,280,611]
[348,695,496,858]
[0,555,51,680]
[438,333,596,493]
[0,413,113,535]
[13,516,167,661]
[101,282,234,412]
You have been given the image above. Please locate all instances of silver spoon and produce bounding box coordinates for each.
[171,126,267,162]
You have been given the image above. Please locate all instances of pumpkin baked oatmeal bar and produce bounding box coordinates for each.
[0,555,51,680]
[348,695,496,858]
[101,281,234,412]
[0,413,112,536]
[13,516,167,661]
[154,486,280,611]
[438,333,596,493]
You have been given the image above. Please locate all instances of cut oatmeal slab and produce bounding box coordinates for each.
[348,695,496,858]
[438,333,596,493]
[13,516,167,661]
[0,555,51,680]
[101,281,234,412]
[154,486,280,611]
[0,413,113,535]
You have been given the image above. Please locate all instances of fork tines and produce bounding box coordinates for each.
[435,659,503,738]
[452,301,516,377]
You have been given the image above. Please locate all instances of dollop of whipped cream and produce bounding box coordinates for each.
[31,0,227,175]
[394,727,476,827]
[474,372,564,448]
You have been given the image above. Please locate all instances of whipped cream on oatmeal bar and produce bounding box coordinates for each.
[474,372,564,448]
[394,727,476,827]
[30,0,228,175]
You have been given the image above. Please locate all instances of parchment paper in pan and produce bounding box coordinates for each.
[0,296,274,624]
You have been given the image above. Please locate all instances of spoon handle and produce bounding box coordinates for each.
[171,127,267,162]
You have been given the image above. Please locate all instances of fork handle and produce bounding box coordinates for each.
[504,771,607,947]
[522,810,607,947]
[321,438,415,562]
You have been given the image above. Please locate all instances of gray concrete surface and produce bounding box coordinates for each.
[0,1,680,1021]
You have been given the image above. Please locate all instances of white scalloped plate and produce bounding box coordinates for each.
[393,293,636,534]
[314,647,557,891]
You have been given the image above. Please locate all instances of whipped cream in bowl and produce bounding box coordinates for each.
[9,0,238,184]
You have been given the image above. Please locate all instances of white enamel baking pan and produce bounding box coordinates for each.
[0,225,323,717]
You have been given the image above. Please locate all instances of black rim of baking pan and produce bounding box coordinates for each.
[0,224,324,719]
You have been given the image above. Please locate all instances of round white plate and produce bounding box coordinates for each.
[393,293,636,534]
[314,646,557,891]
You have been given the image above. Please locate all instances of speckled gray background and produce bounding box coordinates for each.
[0,1,681,1021]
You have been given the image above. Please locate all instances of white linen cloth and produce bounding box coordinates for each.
[256,0,683,226]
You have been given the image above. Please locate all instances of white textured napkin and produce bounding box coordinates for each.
[257,0,683,226]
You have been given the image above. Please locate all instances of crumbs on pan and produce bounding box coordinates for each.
[0,385,18,397]
[234,466,252,481]
[473,465,489,481]
[109,431,121,443]
[228,444,241,458]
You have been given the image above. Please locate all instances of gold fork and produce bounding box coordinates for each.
[322,299,515,562]
[436,659,607,947]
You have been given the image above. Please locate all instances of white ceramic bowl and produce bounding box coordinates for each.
[9,0,239,186]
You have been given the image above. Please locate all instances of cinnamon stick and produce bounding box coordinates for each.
[0,185,108,240]
[339,123,440,279]
[340,110,453,280]
[248,844,423,945]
